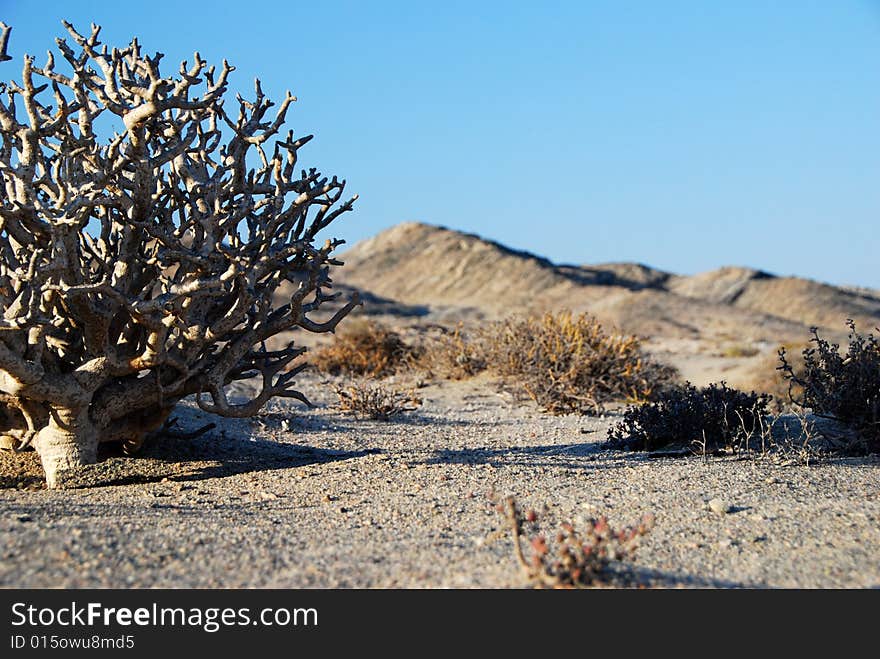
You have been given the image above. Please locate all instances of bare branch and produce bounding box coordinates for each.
[0,23,11,62]
[0,21,359,487]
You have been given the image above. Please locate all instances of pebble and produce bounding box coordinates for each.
[708,498,731,515]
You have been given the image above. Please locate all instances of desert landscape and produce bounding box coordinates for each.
[2,222,879,588]
[1,12,878,592]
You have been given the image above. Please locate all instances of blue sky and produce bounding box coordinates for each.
[3,1,879,287]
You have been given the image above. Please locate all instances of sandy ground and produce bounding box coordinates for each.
[1,371,878,589]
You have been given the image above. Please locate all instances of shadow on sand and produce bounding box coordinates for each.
[421,442,612,471]
[624,566,756,589]
[52,431,377,489]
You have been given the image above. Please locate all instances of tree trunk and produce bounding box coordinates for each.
[34,407,97,489]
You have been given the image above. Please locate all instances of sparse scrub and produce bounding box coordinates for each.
[500,496,653,589]
[747,344,808,412]
[415,323,486,380]
[480,311,677,414]
[335,381,422,421]
[769,405,825,464]
[780,321,880,453]
[605,382,772,452]
[313,320,415,377]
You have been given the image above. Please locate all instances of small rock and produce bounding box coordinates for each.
[16,514,32,523]
[708,498,731,515]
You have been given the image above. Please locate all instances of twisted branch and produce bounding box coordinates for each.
[0,21,359,455]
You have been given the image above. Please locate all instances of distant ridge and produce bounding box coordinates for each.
[335,222,880,341]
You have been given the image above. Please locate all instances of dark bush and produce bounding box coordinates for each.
[604,382,772,452]
[780,321,880,452]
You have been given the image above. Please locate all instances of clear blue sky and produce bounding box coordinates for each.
[3,1,879,287]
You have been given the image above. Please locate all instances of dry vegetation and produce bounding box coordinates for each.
[313,311,679,418]
[312,319,416,377]
[414,324,486,380]
[335,381,422,421]
[479,311,678,415]
[306,311,880,455]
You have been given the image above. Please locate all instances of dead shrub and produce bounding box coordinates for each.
[480,311,677,414]
[415,323,486,380]
[335,381,422,421]
[0,21,361,488]
[499,496,653,589]
[312,320,414,377]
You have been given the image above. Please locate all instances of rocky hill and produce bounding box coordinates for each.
[333,222,880,343]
